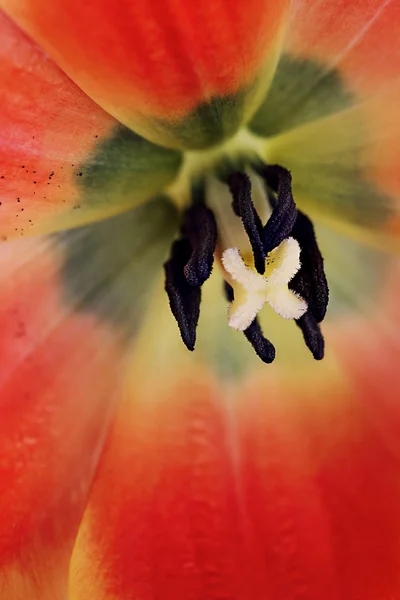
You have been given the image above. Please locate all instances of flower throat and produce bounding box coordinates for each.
[164,163,329,363]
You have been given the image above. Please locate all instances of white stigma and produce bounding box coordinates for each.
[222,237,308,331]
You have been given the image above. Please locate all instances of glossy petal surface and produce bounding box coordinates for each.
[1,0,289,148]
[0,12,182,240]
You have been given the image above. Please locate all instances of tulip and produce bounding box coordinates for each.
[0,1,400,598]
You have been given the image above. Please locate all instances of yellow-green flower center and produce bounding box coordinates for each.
[163,147,329,363]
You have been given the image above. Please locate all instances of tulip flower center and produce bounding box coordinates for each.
[163,128,329,363]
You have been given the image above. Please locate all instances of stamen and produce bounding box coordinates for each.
[256,164,328,360]
[181,203,217,287]
[258,165,298,254]
[289,211,329,323]
[227,172,266,274]
[164,239,201,351]
[296,312,325,360]
[224,282,276,363]
[244,319,276,364]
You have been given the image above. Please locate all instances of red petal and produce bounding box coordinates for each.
[0,12,181,240]
[2,0,289,147]
[0,236,123,597]
[285,0,400,97]
[0,12,115,239]
[69,273,400,599]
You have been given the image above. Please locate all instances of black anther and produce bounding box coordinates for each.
[260,165,298,254]
[296,312,325,360]
[224,282,276,363]
[164,239,201,351]
[244,319,276,363]
[181,203,217,287]
[227,172,266,274]
[290,211,329,323]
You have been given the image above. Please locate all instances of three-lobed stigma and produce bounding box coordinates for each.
[222,238,308,331]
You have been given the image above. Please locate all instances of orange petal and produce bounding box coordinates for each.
[0,12,182,241]
[245,4,400,248]
[69,264,400,599]
[0,235,124,598]
[1,0,289,148]
[0,195,181,596]
[285,0,400,98]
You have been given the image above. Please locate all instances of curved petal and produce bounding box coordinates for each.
[69,230,400,599]
[285,0,400,97]
[251,0,400,131]
[0,235,123,599]
[1,0,289,148]
[248,1,400,245]
[0,11,182,241]
[0,197,179,598]
[250,0,400,136]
